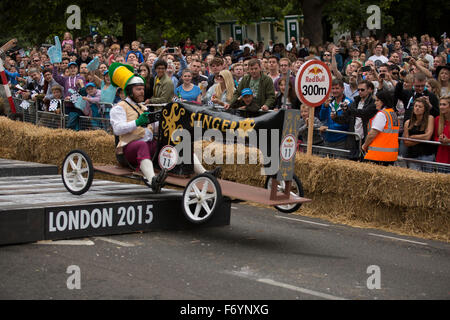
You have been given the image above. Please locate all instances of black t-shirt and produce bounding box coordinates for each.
[405,124,436,157]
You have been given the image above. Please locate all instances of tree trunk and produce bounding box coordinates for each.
[299,0,332,46]
[122,19,137,44]
[121,0,137,44]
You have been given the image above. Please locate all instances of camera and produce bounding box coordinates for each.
[400,70,407,77]
[167,47,176,54]
[402,57,410,63]
[380,73,385,79]
[361,66,372,72]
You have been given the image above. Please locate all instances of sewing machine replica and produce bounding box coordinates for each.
[62,102,311,224]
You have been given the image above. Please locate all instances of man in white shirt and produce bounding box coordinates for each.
[418,44,434,69]
[109,63,167,192]
[368,44,389,68]
[286,37,298,52]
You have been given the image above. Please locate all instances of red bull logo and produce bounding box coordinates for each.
[305,66,325,82]
[308,66,323,75]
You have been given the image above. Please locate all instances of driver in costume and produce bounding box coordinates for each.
[109,62,168,191]
[109,63,221,192]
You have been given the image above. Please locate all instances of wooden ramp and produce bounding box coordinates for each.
[93,165,311,207]
[0,158,58,177]
[165,175,312,206]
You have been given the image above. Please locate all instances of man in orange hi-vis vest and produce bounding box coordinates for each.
[362,90,399,165]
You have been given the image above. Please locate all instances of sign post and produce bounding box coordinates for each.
[295,60,332,156]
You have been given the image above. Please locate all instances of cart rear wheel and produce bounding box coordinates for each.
[182,173,222,224]
[62,150,94,195]
[265,174,304,213]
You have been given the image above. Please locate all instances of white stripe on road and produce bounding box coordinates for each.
[257,278,347,300]
[227,269,346,300]
[94,237,135,247]
[35,239,95,246]
[275,215,330,227]
[368,233,428,246]
[231,206,238,210]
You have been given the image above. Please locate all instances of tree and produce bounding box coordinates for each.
[0,0,219,48]
[298,0,333,45]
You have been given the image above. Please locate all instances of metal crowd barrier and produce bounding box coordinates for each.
[298,129,449,173]
[298,128,363,160]
[10,97,114,134]
[13,97,37,124]
[397,137,450,173]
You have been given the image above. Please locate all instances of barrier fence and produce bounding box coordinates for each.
[298,128,450,174]
[7,98,450,173]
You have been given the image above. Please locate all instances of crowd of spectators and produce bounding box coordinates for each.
[1,30,449,168]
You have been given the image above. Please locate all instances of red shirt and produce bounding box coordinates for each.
[433,116,450,164]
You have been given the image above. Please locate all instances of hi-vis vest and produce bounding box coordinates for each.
[365,108,399,162]
[116,100,152,149]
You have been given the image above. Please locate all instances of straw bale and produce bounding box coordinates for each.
[199,140,449,241]
[0,117,115,169]
[1,118,449,241]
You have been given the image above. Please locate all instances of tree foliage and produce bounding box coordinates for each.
[1,0,448,50]
[322,0,448,39]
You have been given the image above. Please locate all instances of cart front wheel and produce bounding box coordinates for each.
[62,150,94,195]
[182,173,222,224]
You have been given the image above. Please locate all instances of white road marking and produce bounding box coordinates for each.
[227,269,346,300]
[275,215,330,227]
[94,237,135,247]
[368,233,428,246]
[231,206,238,210]
[257,278,347,300]
[35,239,95,246]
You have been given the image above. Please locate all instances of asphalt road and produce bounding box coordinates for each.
[0,202,449,301]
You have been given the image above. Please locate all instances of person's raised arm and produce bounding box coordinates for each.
[409,57,432,78]
[0,39,17,59]
[331,47,343,79]
[52,62,66,86]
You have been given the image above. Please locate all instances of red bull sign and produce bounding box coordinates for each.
[295,60,332,107]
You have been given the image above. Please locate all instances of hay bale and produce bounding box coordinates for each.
[0,117,115,169]
[1,118,449,241]
[199,140,450,241]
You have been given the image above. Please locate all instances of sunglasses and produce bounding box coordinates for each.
[323,53,331,56]
[358,88,366,92]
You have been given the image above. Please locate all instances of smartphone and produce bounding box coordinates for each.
[403,57,410,63]
[361,66,372,72]
[167,48,175,54]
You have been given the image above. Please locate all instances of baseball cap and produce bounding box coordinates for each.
[85,82,96,88]
[68,62,78,68]
[241,88,253,97]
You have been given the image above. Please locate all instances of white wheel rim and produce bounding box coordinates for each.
[267,178,300,210]
[63,153,90,192]
[184,177,217,222]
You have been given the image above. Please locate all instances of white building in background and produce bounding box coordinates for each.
[216,15,304,46]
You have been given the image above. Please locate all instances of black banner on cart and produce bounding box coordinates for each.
[157,103,301,178]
